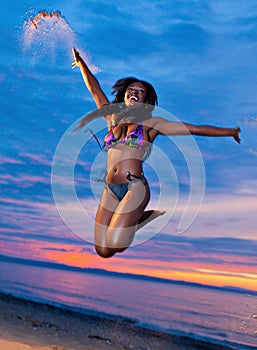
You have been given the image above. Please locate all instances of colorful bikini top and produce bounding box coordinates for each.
[104,124,144,150]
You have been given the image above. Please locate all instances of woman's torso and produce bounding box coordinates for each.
[104,120,158,184]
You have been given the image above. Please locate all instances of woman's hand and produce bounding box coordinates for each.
[233,126,241,144]
[72,48,81,69]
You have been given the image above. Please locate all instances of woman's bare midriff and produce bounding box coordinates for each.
[106,144,146,184]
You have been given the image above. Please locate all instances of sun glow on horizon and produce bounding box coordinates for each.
[8,241,256,293]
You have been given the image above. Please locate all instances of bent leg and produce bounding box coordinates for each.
[94,180,165,258]
[94,185,120,258]
[104,179,150,250]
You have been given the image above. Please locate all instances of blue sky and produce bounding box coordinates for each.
[0,0,257,290]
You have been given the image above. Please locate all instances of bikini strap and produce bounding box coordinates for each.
[95,170,107,183]
[126,171,144,181]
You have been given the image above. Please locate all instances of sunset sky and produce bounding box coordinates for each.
[1,0,257,292]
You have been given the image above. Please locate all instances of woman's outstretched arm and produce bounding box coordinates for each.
[152,117,241,143]
[72,48,109,108]
[186,123,241,143]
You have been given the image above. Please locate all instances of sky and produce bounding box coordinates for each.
[0,0,257,292]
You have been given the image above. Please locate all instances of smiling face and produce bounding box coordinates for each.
[124,82,147,107]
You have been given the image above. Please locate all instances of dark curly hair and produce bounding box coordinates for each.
[74,77,158,132]
[111,77,158,106]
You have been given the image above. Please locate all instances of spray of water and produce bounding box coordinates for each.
[21,10,99,72]
[239,116,257,157]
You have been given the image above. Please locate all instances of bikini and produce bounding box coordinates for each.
[104,124,144,150]
[103,124,146,201]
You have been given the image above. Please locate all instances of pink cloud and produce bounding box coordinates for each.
[0,156,24,165]
[18,152,52,166]
[0,173,49,186]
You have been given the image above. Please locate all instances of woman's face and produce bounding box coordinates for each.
[124,82,147,106]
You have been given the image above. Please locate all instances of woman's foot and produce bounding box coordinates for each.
[137,209,166,230]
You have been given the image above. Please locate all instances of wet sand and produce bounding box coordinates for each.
[0,292,235,350]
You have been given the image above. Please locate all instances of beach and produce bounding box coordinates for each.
[0,292,237,350]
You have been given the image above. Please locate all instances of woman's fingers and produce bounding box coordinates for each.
[72,48,80,69]
[72,60,78,69]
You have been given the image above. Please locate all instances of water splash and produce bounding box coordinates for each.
[21,10,100,72]
[238,116,257,157]
[242,116,257,127]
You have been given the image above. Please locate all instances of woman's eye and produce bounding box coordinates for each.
[126,87,145,94]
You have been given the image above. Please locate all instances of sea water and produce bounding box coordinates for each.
[0,259,256,349]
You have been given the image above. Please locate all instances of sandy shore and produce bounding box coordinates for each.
[0,292,236,350]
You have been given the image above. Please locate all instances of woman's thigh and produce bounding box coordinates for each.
[105,179,150,249]
[94,185,119,246]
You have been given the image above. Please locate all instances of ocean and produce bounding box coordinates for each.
[0,258,256,349]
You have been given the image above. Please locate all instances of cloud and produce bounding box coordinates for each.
[210,0,257,22]
[1,189,256,291]
[0,156,24,165]
[128,234,257,279]
[151,191,257,240]
[247,148,257,156]
[234,180,257,196]
[18,152,53,166]
[0,173,50,187]
[242,117,257,127]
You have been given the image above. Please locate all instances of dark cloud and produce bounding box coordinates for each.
[151,234,257,262]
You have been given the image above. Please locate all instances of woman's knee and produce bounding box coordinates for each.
[94,245,116,258]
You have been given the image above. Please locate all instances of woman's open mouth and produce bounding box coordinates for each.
[129,95,139,102]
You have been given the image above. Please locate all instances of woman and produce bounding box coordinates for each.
[72,48,241,258]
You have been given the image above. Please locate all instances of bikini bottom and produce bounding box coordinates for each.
[107,171,145,201]
[108,183,129,201]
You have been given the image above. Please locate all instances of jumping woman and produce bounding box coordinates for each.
[72,48,241,258]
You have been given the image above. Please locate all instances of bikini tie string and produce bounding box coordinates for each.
[126,171,144,181]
